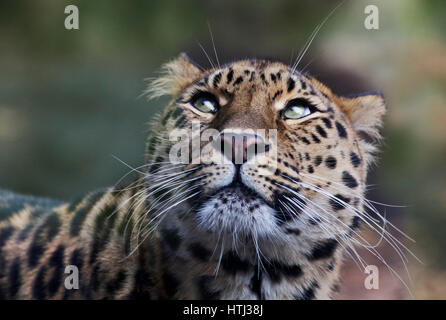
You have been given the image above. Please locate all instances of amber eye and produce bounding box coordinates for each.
[190,91,219,114]
[282,98,314,120]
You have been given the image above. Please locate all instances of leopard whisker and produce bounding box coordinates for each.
[135,189,202,250]
[111,154,146,174]
[281,192,412,294]
[281,196,368,275]
[126,180,190,244]
[197,42,216,70]
[144,174,208,218]
[277,179,411,271]
[291,0,345,72]
[299,172,412,248]
[294,179,418,285]
[297,180,414,262]
[278,183,371,245]
[139,183,205,237]
[299,172,413,241]
[148,166,202,185]
[107,185,147,220]
[214,235,225,277]
[148,163,198,176]
[207,21,220,69]
[130,187,202,256]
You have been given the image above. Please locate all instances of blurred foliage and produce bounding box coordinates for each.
[0,0,445,297]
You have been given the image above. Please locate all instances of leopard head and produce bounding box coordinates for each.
[144,53,386,264]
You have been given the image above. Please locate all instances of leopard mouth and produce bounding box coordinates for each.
[203,164,271,207]
[216,184,265,207]
[193,167,279,237]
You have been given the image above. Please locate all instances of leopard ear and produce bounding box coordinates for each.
[338,92,387,166]
[146,53,202,99]
[338,92,386,141]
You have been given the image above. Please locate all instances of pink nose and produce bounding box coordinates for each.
[219,132,268,164]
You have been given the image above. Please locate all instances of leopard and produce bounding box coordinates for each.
[0,53,386,299]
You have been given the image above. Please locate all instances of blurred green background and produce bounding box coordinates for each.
[0,0,445,299]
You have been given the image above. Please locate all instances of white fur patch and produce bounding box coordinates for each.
[195,187,279,239]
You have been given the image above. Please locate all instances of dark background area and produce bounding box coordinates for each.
[0,0,445,298]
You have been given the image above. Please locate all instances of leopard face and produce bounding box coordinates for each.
[144,54,385,286]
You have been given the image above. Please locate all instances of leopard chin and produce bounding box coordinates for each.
[194,182,280,239]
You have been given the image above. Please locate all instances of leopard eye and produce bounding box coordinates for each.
[191,92,219,114]
[282,98,314,120]
[283,105,310,119]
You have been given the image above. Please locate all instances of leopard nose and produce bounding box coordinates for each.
[219,132,269,164]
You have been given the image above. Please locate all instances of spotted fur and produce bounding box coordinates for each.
[0,53,386,299]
